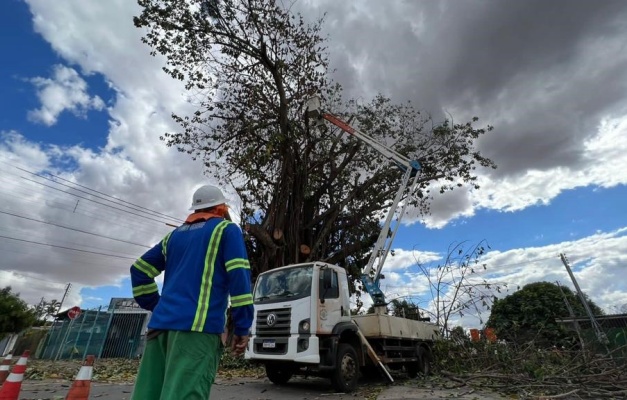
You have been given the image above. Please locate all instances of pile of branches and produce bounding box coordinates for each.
[25,351,261,383]
[434,340,627,399]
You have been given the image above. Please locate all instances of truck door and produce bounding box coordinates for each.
[317,269,347,333]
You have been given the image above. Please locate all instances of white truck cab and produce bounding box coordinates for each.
[246,262,351,364]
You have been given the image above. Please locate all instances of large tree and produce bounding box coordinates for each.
[486,281,604,347]
[0,287,36,339]
[134,0,496,290]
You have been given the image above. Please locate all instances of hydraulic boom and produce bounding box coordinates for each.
[306,96,422,307]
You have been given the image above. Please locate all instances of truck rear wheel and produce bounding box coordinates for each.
[407,346,432,378]
[417,346,432,376]
[265,363,293,385]
[406,361,419,378]
[331,343,359,393]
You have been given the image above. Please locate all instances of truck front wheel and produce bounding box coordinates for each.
[265,363,293,385]
[331,343,359,393]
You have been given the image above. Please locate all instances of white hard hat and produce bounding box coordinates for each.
[189,184,227,211]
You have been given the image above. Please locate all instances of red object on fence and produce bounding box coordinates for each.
[67,306,82,320]
[469,328,480,342]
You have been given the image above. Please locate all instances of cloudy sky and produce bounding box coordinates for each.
[1,0,626,328]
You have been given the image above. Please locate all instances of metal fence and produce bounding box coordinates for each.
[39,302,150,360]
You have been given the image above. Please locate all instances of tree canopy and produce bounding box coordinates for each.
[32,298,62,325]
[0,287,36,339]
[486,281,604,347]
[134,0,496,297]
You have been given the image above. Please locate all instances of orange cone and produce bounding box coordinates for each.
[0,354,12,385]
[0,350,29,400]
[65,355,95,400]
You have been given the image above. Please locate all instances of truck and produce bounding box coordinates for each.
[244,96,440,392]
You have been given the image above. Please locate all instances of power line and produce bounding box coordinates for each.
[0,234,136,260]
[0,158,184,224]
[0,241,135,269]
[20,175,176,225]
[0,222,141,257]
[14,165,182,223]
[0,209,150,248]
[40,170,181,222]
[0,174,170,233]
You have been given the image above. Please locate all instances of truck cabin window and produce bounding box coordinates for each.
[253,265,313,303]
[319,269,339,300]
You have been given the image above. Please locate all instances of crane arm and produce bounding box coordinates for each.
[306,96,421,307]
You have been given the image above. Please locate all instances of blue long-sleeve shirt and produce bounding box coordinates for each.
[130,217,253,336]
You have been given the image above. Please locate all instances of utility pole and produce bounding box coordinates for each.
[559,253,608,346]
[58,282,72,314]
[556,281,585,351]
[40,282,72,359]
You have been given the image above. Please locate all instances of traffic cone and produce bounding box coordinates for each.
[0,354,12,385]
[65,355,95,400]
[0,350,29,400]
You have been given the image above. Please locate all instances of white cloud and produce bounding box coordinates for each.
[384,227,627,328]
[296,0,627,228]
[0,271,81,312]
[27,65,105,126]
[0,0,216,307]
[469,115,627,214]
[397,113,627,228]
[0,131,52,171]
[382,248,441,272]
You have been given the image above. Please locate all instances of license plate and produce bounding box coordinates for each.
[262,340,276,348]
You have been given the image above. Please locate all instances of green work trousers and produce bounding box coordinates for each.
[131,330,223,400]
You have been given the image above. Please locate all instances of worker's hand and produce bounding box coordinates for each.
[231,335,249,355]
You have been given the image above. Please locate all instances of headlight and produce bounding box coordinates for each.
[299,319,310,333]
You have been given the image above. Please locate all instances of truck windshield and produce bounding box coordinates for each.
[254,265,313,303]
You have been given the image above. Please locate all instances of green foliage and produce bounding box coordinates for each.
[449,326,469,343]
[486,281,604,347]
[367,298,424,320]
[134,0,496,292]
[389,299,423,320]
[432,337,626,398]
[0,287,36,338]
[434,338,583,377]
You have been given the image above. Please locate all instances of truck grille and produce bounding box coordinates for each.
[256,308,291,337]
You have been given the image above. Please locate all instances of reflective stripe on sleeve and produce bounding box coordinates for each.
[133,258,160,278]
[225,258,250,272]
[230,293,253,307]
[161,232,172,259]
[133,282,158,297]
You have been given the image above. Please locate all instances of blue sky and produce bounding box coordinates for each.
[1,0,626,328]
